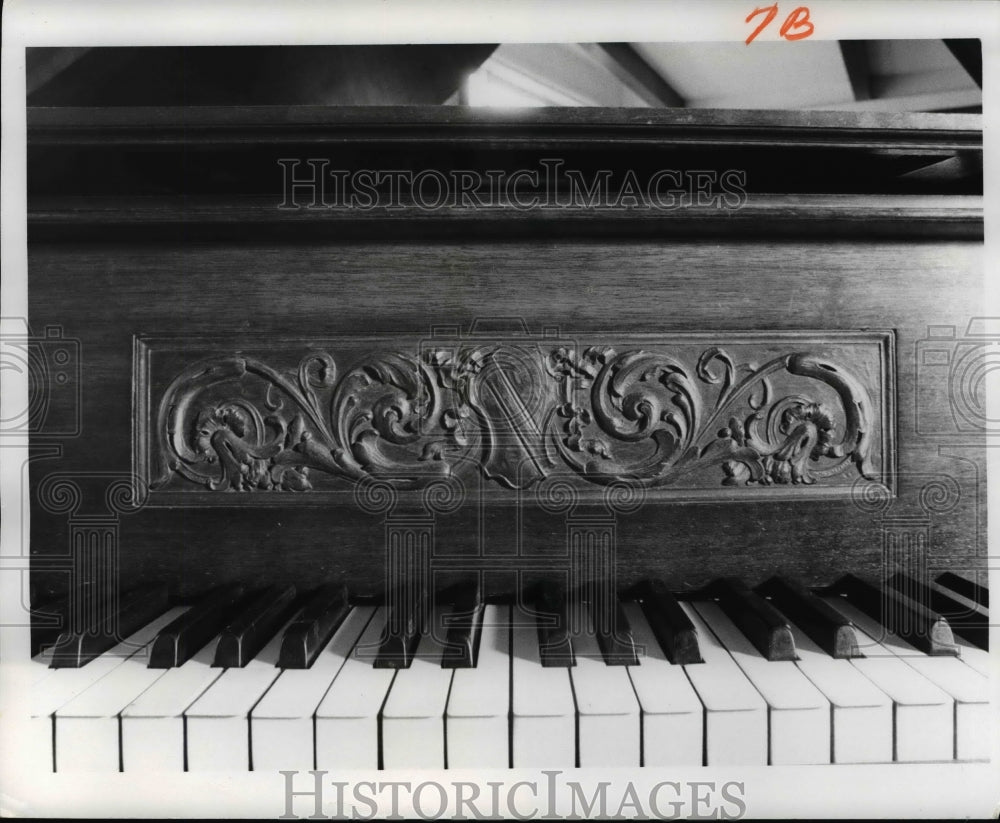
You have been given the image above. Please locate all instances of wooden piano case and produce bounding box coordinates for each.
[26,107,985,618]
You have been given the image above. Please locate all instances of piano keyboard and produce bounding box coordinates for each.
[31,573,990,772]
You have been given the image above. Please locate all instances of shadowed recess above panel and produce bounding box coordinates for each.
[26,45,499,107]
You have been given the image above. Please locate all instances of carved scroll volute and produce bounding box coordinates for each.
[786,354,875,476]
[331,351,442,476]
[155,352,365,493]
[545,346,702,483]
[705,352,876,487]
[544,345,878,489]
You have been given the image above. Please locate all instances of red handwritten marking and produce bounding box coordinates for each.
[745,4,779,45]
[779,6,815,40]
[746,4,814,44]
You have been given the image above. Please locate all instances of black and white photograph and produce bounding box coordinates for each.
[1,1,997,817]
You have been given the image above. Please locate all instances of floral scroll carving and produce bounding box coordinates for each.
[143,334,890,501]
[154,351,480,493]
[544,346,875,489]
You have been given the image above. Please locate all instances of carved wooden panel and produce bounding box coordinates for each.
[134,330,895,506]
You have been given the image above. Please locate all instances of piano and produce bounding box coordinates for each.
[30,571,989,771]
[24,103,990,777]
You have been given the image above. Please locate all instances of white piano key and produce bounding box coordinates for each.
[250,606,374,771]
[694,600,831,765]
[32,607,184,773]
[446,605,511,769]
[314,607,397,769]
[510,616,576,768]
[678,602,767,766]
[830,596,989,761]
[569,613,640,767]
[927,581,991,678]
[822,596,954,762]
[54,607,191,772]
[380,609,454,769]
[785,618,893,764]
[184,615,293,771]
[120,636,225,771]
[623,603,703,767]
[30,645,56,686]
[953,634,991,678]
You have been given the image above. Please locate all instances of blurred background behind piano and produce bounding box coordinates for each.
[26,40,982,112]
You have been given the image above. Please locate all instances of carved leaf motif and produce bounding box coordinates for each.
[155,352,363,493]
[442,406,472,446]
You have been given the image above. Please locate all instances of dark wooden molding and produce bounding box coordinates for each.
[29,193,985,241]
[26,105,983,149]
[27,106,984,242]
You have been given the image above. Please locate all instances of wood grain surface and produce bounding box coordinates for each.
[28,236,986,600]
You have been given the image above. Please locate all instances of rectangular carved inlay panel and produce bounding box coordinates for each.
[134,331,895,507]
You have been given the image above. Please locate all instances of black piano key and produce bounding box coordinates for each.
[31,587,84,657]
[828,574,958,656]
[886,572,988,651]
[277,582,351,669]
[936,572,989,608]
[591,599,639,666]
[756,576,861,658]
[49,583,169,668]
[35,581,135,657]
[373,583,427,669]
[148,583,246,668]
[708,577,796,661]
[213,584,297,668]
[441,578,483,669]
[633,579,703,665]
[535,581,575,667]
